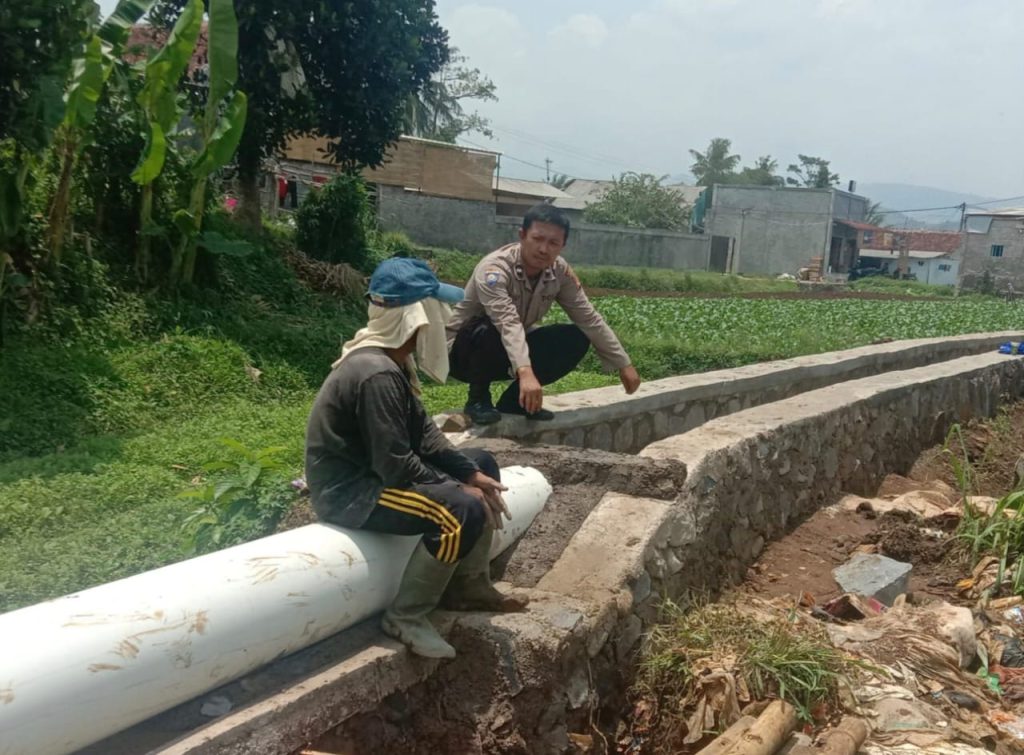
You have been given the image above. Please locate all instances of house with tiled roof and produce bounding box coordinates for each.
[857,228,962,286]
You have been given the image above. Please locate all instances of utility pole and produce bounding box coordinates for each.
[544,157,552,182]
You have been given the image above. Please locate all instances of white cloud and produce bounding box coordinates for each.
[551,14,610,48]
[432,0,1024,195]
[448,4,522,40]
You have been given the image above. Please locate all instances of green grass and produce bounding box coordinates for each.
[848,276,957,297]
[574,266,797,294]
[637,600,857,738]
[420,245,797,294]
[2,228,1021,613]
[0,332,615,611]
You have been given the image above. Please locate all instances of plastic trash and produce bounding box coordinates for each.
[998,342,1024,355]
[988,709,1024,740]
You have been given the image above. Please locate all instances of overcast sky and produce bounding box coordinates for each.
[100,0,1024,198]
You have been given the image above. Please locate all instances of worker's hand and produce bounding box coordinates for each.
[517,366,544,414]
[619,365,641,395]
[465,471,510,530]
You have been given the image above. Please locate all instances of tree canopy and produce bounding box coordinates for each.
[153,0,450,227]
[688,138,741,187]
[403,47,497,143]
[736,156,784,187]
[786,154,839,188]
[583,172,690,231]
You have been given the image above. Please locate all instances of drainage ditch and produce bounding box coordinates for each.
[72,336,1024,755]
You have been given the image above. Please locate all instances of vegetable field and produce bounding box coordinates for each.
[554,296,1024,378]
[3,293,1023,611]
[597,296,1024,344]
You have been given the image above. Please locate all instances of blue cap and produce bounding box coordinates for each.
[366,258,464,308]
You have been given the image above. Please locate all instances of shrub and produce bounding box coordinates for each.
[295,174,372,270]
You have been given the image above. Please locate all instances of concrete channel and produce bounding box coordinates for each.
[75,332,1024,755]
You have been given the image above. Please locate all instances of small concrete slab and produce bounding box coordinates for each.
[833,553,912,606]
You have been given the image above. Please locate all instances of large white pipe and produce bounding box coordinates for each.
[0,465,551,755]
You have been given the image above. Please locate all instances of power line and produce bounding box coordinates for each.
[487,124,640,175]
[459,138,579,178]
[968,194,1024,207]
[874,192,1024,216]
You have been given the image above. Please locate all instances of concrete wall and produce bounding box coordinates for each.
[94,334,1024,754]
[377,184,500,252]
[919,257,960,286]
[961,217,1024,292]
[454,332,1024,453]
[493,217,711,270]
[333,348,1024,754]
[378,185,712,270]
[831,189,869,222]
[705,186,832,275]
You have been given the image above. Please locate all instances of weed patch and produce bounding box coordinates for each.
[633,599,858,750]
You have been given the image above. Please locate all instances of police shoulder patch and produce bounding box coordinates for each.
[483,268,502,287]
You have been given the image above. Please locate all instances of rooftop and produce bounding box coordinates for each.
[492,176,572,200]
[965,207,1024,218]
[860,249,953,261]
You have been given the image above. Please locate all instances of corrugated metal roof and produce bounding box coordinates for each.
[560,178,613,202]
[664,184,706,204]
[492,176,571,199]
[966,207,1024,217]
[557,178,701,208]
[860,249,953,260]
[833,219,888,232]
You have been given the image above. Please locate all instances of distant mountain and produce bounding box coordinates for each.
[856,183,998,229]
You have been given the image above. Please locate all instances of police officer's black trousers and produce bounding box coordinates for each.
[448,316,591,412]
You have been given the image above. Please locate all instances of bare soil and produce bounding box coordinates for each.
[743,401,1024,607]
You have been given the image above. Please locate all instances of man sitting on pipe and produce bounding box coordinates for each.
[305,258,526,660]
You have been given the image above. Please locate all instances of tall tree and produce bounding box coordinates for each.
[865,201,887,227]
[736,155,784,186]
[786,154,839,188]
[688,137,741,187]
[153,0,448,229]
[403,47,496,142]
[1,0,94,251]
[583,173,690,231]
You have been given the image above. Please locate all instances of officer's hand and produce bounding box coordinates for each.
[517,366,544,414]
[465,471,510,530]
[619,365,642,395]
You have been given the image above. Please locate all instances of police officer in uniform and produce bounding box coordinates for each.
[448,203,641,424]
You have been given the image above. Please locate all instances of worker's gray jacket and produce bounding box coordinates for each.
[446,243,631,372]
[304,348,478,527]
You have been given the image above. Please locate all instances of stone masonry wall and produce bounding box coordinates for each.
[155,341,1024,755]
[635,352,1024,604]
[328,351,1024,754]
[457,332,1024,453]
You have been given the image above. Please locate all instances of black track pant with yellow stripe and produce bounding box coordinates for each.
[359,448,497,564]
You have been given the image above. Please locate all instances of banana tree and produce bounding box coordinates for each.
[130,0,202,283]
[47,0,158,264]
[172,0,247,286]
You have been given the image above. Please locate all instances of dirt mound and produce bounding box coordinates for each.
[871,510,950,564]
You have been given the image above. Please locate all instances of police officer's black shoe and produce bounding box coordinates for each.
[465,401,502,425]
[524,408,555,421]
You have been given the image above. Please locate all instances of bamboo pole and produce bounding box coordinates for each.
[696,716,757,755]
[720,700,798,755]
